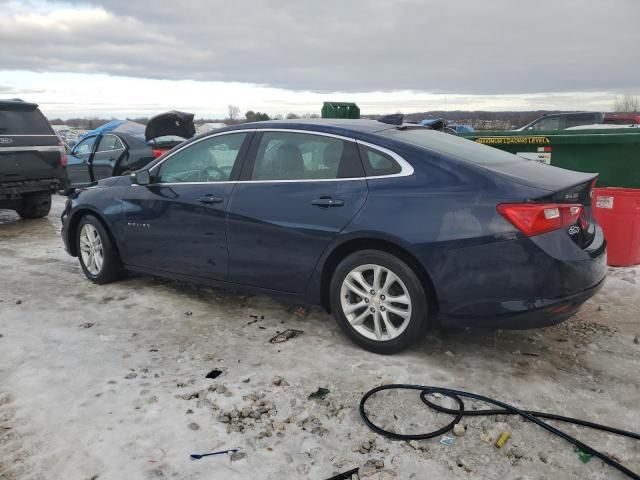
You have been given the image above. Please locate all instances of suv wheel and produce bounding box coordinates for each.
[330,250,429,354]
[16,192,51,219]
[76,215,123,284]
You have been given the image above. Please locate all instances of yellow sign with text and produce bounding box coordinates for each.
[475,136,550,145]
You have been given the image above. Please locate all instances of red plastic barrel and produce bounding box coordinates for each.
[593,187,640,266]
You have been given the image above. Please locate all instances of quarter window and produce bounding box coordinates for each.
[251,132,363,180]
[358,145,401,176]
[156,132,247,183]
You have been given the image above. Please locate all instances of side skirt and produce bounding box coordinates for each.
[125,264,317,306]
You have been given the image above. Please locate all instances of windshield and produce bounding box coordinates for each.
[384,129,522,166]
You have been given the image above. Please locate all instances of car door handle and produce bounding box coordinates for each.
[198,195,224,205]
[311,197,344,208]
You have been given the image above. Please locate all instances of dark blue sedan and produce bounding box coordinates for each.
[61,119,607,354]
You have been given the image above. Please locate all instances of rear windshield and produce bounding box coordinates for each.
[384,128,521,166]
[0,109,54,135]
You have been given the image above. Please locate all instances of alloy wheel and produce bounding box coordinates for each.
[79,223,104,276]
[340,263,412,341]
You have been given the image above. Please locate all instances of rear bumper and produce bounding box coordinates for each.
[0,179,61,198]
[439,276,605,329]
[419,224,607,330]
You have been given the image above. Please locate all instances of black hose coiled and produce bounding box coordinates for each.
[359,384,640,479]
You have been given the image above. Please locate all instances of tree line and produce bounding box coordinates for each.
[48,106,320,129]
[47,94,639,130]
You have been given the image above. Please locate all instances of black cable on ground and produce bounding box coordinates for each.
[359,384,640,479]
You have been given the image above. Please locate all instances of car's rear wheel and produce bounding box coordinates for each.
[330,250,429,354]
[16,192,51,219]
[76,215,123,284]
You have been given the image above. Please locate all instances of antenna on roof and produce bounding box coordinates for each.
[377,113,403,126]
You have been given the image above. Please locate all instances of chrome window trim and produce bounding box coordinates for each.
[356,139,415,179]
[143,128,414,186]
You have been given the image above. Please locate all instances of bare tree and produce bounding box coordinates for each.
[227,104,241,123]
[286,113,300,119]
[613,94,640,112]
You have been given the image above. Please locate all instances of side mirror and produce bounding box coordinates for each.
[133,170,151,185]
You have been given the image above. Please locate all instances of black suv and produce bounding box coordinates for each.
[0,99,66,218]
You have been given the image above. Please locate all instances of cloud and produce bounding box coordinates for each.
[1,0,639,95]
[0,84,46,95]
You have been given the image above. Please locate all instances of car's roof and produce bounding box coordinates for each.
[78,120,147,143]
[224,119,396,136]
[0,99,39,111]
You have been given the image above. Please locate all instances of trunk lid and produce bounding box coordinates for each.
[491,164,598,249]
[482,157,598,194]
[144,110,196,142]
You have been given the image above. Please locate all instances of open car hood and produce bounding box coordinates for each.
[145,110,196,141]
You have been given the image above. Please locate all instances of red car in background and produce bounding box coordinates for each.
[602,113,640,126]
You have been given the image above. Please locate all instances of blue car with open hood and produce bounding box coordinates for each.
[61,118,606,354]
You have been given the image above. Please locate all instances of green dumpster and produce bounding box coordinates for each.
[321,102,360,119]
[458,128,640,188]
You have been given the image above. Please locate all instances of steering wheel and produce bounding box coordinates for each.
[162,170,202,183]
[202,166,227,181]
[161,165,229,183]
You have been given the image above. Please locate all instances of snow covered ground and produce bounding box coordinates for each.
[1,196,639,480]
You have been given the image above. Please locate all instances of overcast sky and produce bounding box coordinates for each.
[1,0,639,118]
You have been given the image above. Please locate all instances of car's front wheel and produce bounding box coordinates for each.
[76,215,123,284]
[330,250,429,354]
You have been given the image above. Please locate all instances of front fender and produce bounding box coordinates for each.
[63,189,123,256]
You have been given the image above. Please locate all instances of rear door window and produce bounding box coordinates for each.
[96,135,124,152]
[565,114,594,128]
[250,131,363,180]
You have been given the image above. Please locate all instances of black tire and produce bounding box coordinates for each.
[16,192,51,219]
[330,250,429,354]
[76,214,123,284]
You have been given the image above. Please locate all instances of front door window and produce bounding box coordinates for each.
[156,133,247,183]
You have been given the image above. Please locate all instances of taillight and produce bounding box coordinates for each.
[58,140,67,167]
[497,203,583,236]
[152,148,165,158]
